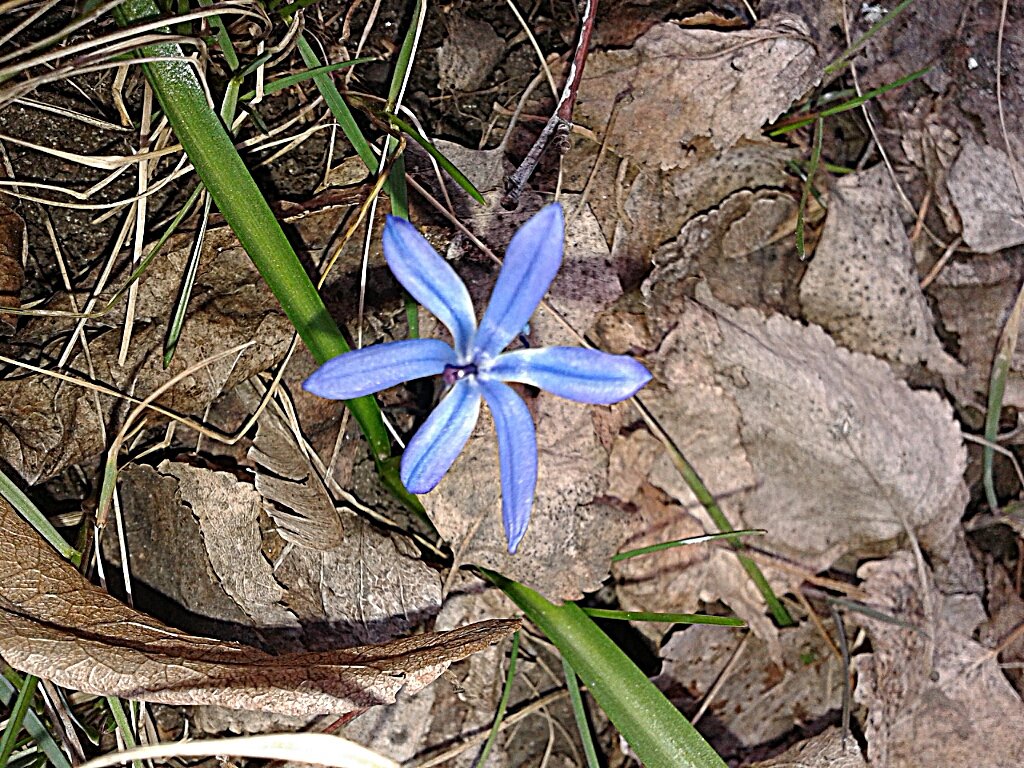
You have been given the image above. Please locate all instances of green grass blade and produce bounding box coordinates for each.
[295,35,378,173]
[486,571,727,768]
[254,58,375,98]
[769,67,929,136]
[0,676,71,768]
[0,675,38,767]
[0,468,80,564]
[581,609,745,627]
[473,630,519,768]
[387,114,486,205]
[103,699,142,768]
[163,194,210,367]
[561,657,601,768]
[825,0,917,74]
[113,0,394,464]
[613,529,765,562]
[984,281,1024,512]
[796,117,824,260]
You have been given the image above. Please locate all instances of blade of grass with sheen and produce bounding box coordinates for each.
[561,657,601,768]
[485,570,727,768]
[112,1,402,480]
[473,630,519,768]
[580,609,745,627]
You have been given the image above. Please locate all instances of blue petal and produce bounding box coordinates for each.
[304,339,456,400]
[479,380,538,554]
[401,378,482,493]
[383,216,477,356]
[474,203,564,356]
[487,347,652,404]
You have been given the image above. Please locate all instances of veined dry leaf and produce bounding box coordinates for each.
[576,14,820,171]
[0,498,518,716]
[853,552,1024,767]
[800,165,962,373]
[248,405,345,550]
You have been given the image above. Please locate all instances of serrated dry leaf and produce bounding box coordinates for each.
[947,139,1024,254]
[636,288,967,572]
[576,15,820,171]
[853,552,1024,768]
[0,227,292,484]
[800,165,962,373]
[249,406,345,550]
[117,458,443,650]
[0,497,518,716]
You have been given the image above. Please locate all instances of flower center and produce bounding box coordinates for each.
[442,362,478,386]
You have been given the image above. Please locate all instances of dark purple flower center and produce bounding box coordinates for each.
[442,362,478,386]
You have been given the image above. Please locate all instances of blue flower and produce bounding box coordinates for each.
[304,203,651,553]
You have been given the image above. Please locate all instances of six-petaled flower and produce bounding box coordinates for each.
[304,203,651,553]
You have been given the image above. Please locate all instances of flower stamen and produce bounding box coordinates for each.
[442,362,478,386]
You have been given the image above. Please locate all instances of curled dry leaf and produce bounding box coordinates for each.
[853,552,1024,767]
[0,498,518,715]
[117,456,443,650]
[800,165,963,373]
[576,14,821,172]
[0,228,292,484]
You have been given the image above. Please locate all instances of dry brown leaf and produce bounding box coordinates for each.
[748,726,866,767]
[654,621,843,754]
[576,14,820,172]
[0,497,518,716]
[637,288,966,571]
[853,552,1024,767]
[248,404,345,550]
[800,165,961,373]
[947,139,1024,254]
[0,227,292,484]
[117,458,443,650]
[436,16,505,92]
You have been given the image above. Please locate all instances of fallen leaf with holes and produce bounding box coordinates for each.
[116,452,443,651]
[654,621,843,755]
[853,552,1024,767]
[421,194,631,600]
[0,227,292,485]
[576,14,820,171]
[748,727,866,768]
[800,165,963,373]
[621,286,966,573]
[0,497,518,716]
[947,139,1024,254]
